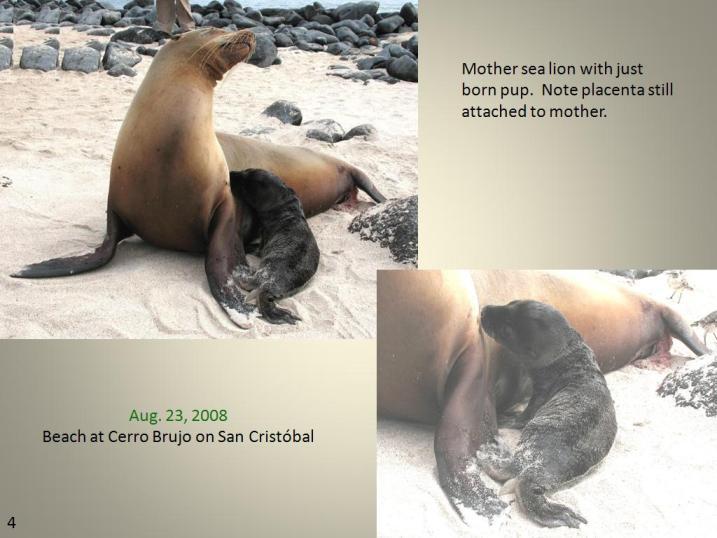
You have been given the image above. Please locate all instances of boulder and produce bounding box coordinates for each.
[348,195,417,265]
[61,45,101,73]
[87,27,115,36]
[305,119,345,143]
[247,29,277,68]
[658,355,717,417]
[0,43,11,71]
[262,100,303,126]
[19,44,59,71]
[111,26,165,44]
[107,63,137,77]
[136,45,158,57]
[102,42,141,70]
[343,123,377,140]
[334,2,379,21]
[387,54,417,82]
[399,2,418,25]
[376,14,404,35]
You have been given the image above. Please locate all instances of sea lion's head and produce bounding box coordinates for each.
[480,300,578,368]
[229,169,301,215]
[159,28,256,81]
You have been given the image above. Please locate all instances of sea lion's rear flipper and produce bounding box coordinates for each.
[661,304,711,356]
[11,209,129,279]
[351,167,387,203]
[257,291,301,325]
[205,196,254,329]
[435,341,507,521]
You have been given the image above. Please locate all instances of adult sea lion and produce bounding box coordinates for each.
[11,28,385,328]
[377,270,707,524]
[479,300,617,528]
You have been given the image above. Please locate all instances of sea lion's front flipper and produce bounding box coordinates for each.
[434,341,507,521]
[11,209,130,278]
[205,195,254,329]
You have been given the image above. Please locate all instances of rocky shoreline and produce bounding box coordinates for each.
[0,0,418,80]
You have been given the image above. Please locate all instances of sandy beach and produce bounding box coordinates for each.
[378,270,717,537]
[0,26,417,338]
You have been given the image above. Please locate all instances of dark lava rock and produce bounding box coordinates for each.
[305,119,345,143]
[384,43,415,59]
[37,6,60,24]
[20,44,59,71]
[332,19,374,38]
[204,17,233,28]
[387,54,417,82]
[344,123,377,140]
[349,195,417,265]
[399,2,418,25]
[327,68,395,83]
[262,100,302,126]
[136,45,157,57]
[0,36,12,49]
[356,56,388,70]
[45,27,60,34]
[102,42,141,70]
[601,269,664,280]
[87,27,114,36]
[61,45,101,73]
[658,356,717,417]
[402,34,418,57]
[43,38,60,50]
[376,14,404,35]
[0,7,13,25]
[78,7,103,26]
[274,32,294,48]
[334,1,379,21]
[102,10,122,26]
[107,63,137,77]
[336,26,359,44]
[85,40,106,52]
[326,41,351,55]
[0,27,13,34]
[295,39,324,52]
[31,23,49,30]
[231,13,259,29]
[111,26,164,44]
[247,29,277,68]
[0,44,11,70]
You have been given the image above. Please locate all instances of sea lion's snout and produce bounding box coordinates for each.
[480,305,510,341]
[221,29,256,66]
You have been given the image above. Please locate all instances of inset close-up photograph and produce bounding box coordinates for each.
[378,269,717,536]
[0,1,418,338]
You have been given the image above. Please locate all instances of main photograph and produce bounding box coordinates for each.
[378,269,717,536]
[0,1,418,338]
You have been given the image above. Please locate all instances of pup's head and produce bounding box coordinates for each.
[229,169,299,214]
[480,300,577,368]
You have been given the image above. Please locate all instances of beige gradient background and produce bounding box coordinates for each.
[420,0,717,268]
[0,341,375,537]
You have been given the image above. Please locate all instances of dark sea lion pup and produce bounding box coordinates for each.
[479,300,617,529]
[229,169,319,325]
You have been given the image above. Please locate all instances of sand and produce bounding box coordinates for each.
[378,270,717,537]
[0,27,417,338]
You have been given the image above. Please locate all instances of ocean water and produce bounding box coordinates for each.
[105,1,416,11]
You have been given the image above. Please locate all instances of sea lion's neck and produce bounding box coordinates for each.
[130,66,217,135]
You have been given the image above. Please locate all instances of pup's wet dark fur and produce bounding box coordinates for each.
[230,169,319,324]
[479,300,617,529]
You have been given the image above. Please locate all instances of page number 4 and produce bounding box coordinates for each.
[7,516,15,529]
